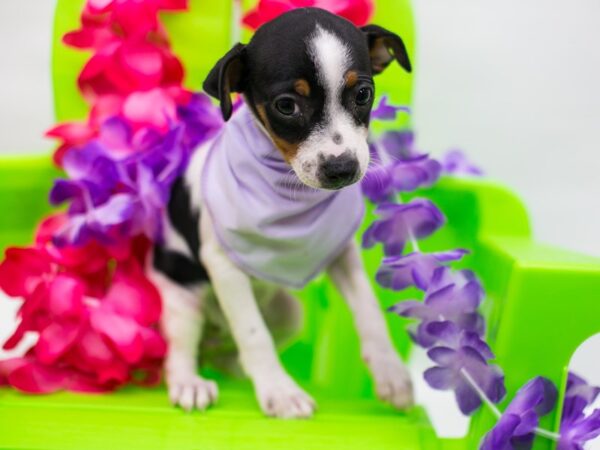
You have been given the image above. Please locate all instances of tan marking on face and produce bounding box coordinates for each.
[294,79,311,97]
[345,70,359,88]
[256,104,300,162]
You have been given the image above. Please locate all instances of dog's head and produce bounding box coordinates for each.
[203,8,411,190]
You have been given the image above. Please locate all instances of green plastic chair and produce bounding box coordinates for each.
[1,1,599,449]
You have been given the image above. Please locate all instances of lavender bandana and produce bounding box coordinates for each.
[201,104,365,289]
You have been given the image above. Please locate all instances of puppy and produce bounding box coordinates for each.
[149,7,413,418]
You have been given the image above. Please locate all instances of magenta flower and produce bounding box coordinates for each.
[481,377,557,450]
[362,199,445,256]
[0,225,165,393]
[371,96,411,121]
[377,249,469,291]
[558,373,600,450]
[243,0,375,30]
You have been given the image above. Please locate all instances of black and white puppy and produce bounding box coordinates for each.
[150,7,413,418]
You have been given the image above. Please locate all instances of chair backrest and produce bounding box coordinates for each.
[51,0,416,126]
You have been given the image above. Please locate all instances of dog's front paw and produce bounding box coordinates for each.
[254,372,316,419]
[168,374,219,412]
[364,347,414,410]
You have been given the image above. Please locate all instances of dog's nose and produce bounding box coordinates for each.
[318,151,360,189]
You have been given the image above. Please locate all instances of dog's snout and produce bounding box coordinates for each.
[318,151,360,189]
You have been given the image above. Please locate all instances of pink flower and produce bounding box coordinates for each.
[243,0,375,30]
[65,0,188,48]
[46,122,97,166]
[0,213,165,394]
[78,38,184,100]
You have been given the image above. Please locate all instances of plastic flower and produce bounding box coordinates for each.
[371,96,411,121]
[558,373,600,450]
[481,377,557,450]
[243,0,375,30]
[362,199,445,256]
[177,93,224,149]
[65,0,188,48]
[379,130,419,161]
[46,122,97,165]
[0,223,165,393]
[389,268,485,347]
[377,249,468,291]
[559,410,600,450]
[361,154,442,202]
[441,149,484,176]
[423,329,506,415]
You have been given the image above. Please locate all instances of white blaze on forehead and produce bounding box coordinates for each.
[308,25,352,103]
[291,24,370,189]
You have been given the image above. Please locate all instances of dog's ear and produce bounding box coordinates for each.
[361,25,412,75]
[203,43,247,121]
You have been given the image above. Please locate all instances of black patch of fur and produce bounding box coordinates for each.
[153,245,208,285]
[153,177,209,285]
[168,177,201,258]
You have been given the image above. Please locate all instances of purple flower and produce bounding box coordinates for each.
[481,377,557,450]
[423,330,506,415]
[379,131,419,161]
[371,95,411,121]
[50,117,196,245]
[177,93,223,149]
[559,373,600,450]
[53,193,136,246]
[377,249,468,291]
[362,154,442,202]
[361,162,393,203]
[441,149,484,176]
[564,373,600,419]
[389,154,442,191]
[388,269,485,347]
[427,321,492,357]
[362,199,445,256]
[559,410,600,450]
[128,163,170,240]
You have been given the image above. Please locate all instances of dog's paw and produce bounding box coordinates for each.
[168,374,219,412]
[254,372,316,419]
[364,348,414,410]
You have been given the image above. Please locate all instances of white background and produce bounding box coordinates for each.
[0,0,598,446]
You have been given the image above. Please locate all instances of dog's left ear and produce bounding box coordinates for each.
[361,25,412,75]
[203,43,247,121]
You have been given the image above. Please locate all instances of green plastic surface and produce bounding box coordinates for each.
[1,0,599,449]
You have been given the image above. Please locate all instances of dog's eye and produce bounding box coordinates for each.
[275,97,299,116]
[355,87,373,106]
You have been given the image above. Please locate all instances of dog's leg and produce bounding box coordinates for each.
[327,241,414,409]
[200,215,315,418]
[149,268,218,411]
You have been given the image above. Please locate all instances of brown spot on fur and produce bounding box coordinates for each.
[345,70,359,88]
[294,79,311,97]
[256,105,300,162]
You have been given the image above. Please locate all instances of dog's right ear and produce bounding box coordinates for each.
[203,43,247,121]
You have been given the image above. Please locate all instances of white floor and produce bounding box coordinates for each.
[0,0,598,446]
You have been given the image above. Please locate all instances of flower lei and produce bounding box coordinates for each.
[0,1,597,449]
[0,0,222,393]
[365,104,600,449]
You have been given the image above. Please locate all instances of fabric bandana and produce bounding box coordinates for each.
[201,104,365,288]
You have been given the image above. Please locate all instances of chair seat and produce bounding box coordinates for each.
[0,380,437,450]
